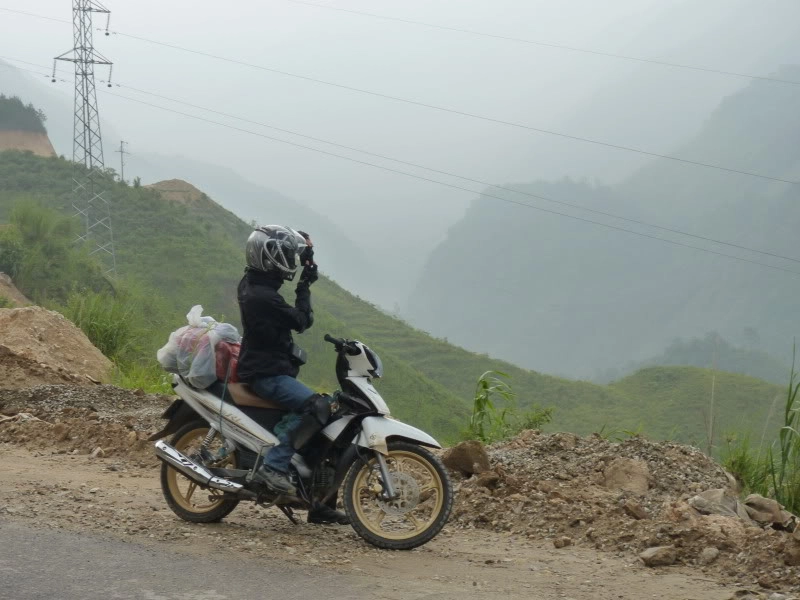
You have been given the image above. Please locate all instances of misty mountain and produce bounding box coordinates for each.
[408,66,800,378]
[0,60,380,303]
[598,333,791,386]
[127,152,384,302]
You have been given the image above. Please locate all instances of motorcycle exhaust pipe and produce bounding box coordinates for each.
[154,440,246,494]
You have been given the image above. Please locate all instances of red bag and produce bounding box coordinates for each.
[215,341,240,383]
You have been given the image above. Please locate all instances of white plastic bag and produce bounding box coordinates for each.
[157,305,240,389]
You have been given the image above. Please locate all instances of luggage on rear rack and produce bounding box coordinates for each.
[157,305,240,389]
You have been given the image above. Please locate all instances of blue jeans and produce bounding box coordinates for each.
[249,375,315,473]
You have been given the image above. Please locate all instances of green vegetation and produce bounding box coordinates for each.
[408,68,800,381]
[603,333,791,386]
[466,371,552,443]
[0,95,47,133]
[722,354,800,514]
[0,148,792,446]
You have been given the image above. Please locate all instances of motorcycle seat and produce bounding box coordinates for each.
[206,380,286,411]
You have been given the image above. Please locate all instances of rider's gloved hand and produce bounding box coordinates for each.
[299,245,314,267]
[299,262,319,285]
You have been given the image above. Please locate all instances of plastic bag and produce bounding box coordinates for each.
[215,341,240,383]
[157,305,240,389]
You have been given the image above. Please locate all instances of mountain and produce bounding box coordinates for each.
[408,66,800,379]
[0,148,791,448]
[0,94,55,157]
[597,333,791,386]
[128,153,385,304]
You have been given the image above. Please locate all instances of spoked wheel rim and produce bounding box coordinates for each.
[351,450,445,541]
[165,427,236,514]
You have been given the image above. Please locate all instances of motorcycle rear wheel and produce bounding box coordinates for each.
[343,440,453,550]
[160,421,240,523]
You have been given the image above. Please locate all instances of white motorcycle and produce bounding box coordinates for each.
[152,334,453,550]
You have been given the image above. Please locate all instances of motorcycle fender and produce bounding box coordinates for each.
[147,399,199,441]
[356,416,441,455]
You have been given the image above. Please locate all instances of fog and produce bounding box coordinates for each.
[2,0,800,374]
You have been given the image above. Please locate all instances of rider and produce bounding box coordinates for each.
[237,225,348,525]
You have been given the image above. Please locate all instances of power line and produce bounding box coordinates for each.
[6,3,800,88]
[279,0,800,87]
[0,6,70,24]
[1,5,798,185]
[89,93,800,276]
[102,82,800,266]
[103,30,800,187]
[8,57,800,268]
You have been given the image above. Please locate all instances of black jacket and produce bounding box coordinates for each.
[236,269,314,381]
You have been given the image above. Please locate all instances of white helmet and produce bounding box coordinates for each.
[245,225,308,280]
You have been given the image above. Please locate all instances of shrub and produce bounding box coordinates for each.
[722,347,800,514]
[466,371,553,443]
[62,290,138,361]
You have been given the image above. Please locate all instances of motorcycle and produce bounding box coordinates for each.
[152,333,454,550]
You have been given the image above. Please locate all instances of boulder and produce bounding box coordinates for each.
[553,536,572,548]
[603,458,650,495]
[688,489,755,525]
[475,470,501,489]
[698,547,720,565]
[785,529,800,566]
[639,545,677,567]
[442,441,490,476]
[744,494,795,529]
[623,499,648,520]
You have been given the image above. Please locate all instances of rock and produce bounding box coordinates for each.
[623,499,648,520]
[603,458,650,495]
[52,422,70,442]
[475,470,501,489]
[639,545,677,567]
[744,494,795,529]
[688,489,754,525]
[698,547,720,565]
[784,538,800,566]
[126,431,138,446]
[90,446,105,459]
[442,441,490,476]
[553,536,572,548]
[767,593,788,600]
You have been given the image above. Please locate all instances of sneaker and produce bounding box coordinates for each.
[253,466,296,496]
[307,504,350,525]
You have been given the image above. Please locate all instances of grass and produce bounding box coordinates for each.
[60,290,139,361]
[722,349,800,514]
[0,149,793,445]
[112,360,173,395]
[464,371,553,443]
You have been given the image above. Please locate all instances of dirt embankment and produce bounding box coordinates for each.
[146,179,215,207]
[446,432,800,593]
[1,383,798,597]
[0,307,113,388]
[0,130,56,157]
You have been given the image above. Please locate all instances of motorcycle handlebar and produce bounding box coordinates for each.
[324,334,345,346]
[324,334,361,355]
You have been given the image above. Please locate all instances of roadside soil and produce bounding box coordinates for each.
[0,444,738,600]
[0,385,796,598]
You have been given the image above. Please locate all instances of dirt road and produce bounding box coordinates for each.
[0,445,741,600]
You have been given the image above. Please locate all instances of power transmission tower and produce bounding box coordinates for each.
[115,140,129,183]
[53,0,116,276]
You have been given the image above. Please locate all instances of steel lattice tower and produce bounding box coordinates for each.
[53,0,116,275]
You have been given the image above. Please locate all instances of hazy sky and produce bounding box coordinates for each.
[2,0,800,299]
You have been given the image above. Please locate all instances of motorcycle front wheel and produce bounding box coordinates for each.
[160,421,240,523]
[343,440,453,550]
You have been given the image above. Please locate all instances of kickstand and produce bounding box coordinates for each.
[278,505,299,525]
